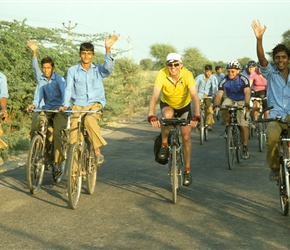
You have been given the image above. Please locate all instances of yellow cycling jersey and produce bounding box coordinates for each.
[154,67,196,109]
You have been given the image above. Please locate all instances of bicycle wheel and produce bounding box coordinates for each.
[199,112,205,145]
[67,143,83,209]
[27,135,45,194]
[258,123,265,152]
[227,127,235,170]
[171,145,178,204]
[235,130,242,164]
[279,161,289,216]
[86,143,97,195]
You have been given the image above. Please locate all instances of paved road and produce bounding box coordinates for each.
[0,112,290,250]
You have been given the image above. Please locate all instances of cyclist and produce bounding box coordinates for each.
[214,66,225,83]
[26,40,68,182]
[249,65,268,120]
[251,19,290,181]
[195,64,218,131]
[242,60,258,78]
[214,60,251,159]
[147,53,200,186]
[59,35,119,164]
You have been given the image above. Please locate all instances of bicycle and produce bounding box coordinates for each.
[257,107,290,216]
[66,109,103,209]
[252,96,267,152]
[160,117,188,204]
[26,109,69,194]
[199,96,213,145]
[218,105,243,170]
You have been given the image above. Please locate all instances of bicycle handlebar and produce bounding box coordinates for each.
[160,118,189,127]
[30,109,103,114]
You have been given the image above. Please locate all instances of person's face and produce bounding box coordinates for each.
[80,50,94,64]
[204,69,212,78]
[216,68,223,75]
[41,63,54,80]
[274,51,290,71]
[166,61,182,77]
[248,66,256,74]
[227,68,239,79]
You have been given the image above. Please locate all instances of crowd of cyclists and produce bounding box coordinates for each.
[148,19,290,185]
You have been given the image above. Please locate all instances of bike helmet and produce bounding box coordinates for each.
[246,60,257,67]
[226,60,241,70]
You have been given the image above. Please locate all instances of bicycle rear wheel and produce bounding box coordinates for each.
[27,135,45,194]
[171,145,178,204]
[279,161,289,216]
[67,143,83,209]
[86,143,97,195]
[235,130,242,164]
[227,127,235,170]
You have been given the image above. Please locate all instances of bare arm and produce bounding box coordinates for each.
[251,20,268,67]
[27,40,38,58]
[148,86,161,128]
[189,86,200,117]
[214,90,224,107]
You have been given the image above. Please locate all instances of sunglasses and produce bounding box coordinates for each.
[167,63,180,67]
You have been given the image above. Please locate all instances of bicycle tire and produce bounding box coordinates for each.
[86,144,97,195]
[199,112,205,145]
[171,145,178,204]
[67,143,83,209]
[258,122,264,152]
[279,161,289,216]
[27,135,45,194]
[227,127,235,170]
[235,129,242,164]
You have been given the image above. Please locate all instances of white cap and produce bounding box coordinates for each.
[166,53,182,63]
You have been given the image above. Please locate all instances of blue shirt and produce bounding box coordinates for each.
[195,74,218,98]
[64,53,114,108]
[260,63,290,119]
[218,74,250,101]
[0,72,9,99]
[214,73,225,83]
[32,58,66,110]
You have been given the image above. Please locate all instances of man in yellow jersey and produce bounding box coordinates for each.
[148,53,200,186]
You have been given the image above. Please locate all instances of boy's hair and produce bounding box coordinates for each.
[41,56,54,67]
[204,64,212,71]
[80,42,94,53]
[272,44,290,59]
[215,66,222,71]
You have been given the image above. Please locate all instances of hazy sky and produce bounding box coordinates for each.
[1,0,290,64]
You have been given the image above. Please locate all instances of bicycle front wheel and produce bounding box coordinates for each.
[227,127,235,170]
[279,161,289,216]
[258,123,265,152]
[199,113,205,145]
[171,145,178,204]
[86,144,97,195]
[67,143,83,209]
[27,135,45,194]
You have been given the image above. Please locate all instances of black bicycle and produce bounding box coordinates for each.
[219,105,243,170]
[160,117,188,204]
[66,109,103,209]
[26,109,69,194]
[257,107,290,216]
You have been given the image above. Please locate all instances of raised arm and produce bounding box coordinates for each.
[251,20,268,67]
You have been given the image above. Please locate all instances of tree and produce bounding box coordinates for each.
[140,58,153,71]
[149,43,177,70]
[182,47,209,77]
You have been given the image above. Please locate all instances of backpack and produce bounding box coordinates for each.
[153,133,168,165]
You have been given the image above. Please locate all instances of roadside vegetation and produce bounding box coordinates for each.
[0,19,289,159]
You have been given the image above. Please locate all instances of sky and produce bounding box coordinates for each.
[1,0,290,64]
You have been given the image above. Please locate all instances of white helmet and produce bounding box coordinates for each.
[226,60,241,70]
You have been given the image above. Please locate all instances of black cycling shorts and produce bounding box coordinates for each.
[160,101,192,120]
